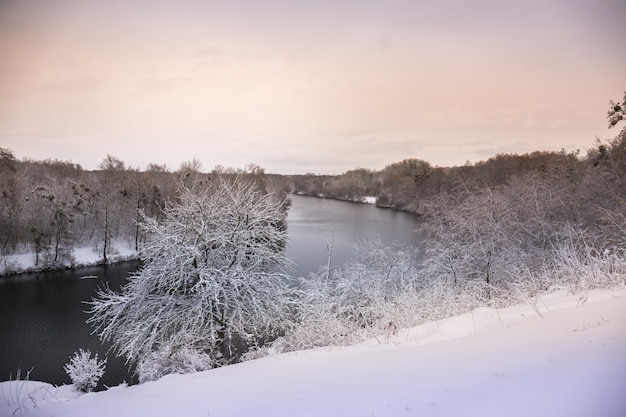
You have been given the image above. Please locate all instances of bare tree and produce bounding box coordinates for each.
[178,158,203,175]
[0,148,23,253]
[97,155,126,263]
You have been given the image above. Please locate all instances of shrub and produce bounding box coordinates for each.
[64,349,106,392]
[136,344,213,383]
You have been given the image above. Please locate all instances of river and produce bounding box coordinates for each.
[285,195,423,278]
[0,195,422,388]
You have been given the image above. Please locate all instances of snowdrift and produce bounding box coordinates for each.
[2,288,625,417]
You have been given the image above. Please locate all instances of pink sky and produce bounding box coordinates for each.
[1,0,624,174]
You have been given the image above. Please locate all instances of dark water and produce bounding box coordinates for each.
[0,262,140,388]
[0,195,422,388]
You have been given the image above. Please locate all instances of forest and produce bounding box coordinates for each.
[2,127,623,276]
[0,154,286,273]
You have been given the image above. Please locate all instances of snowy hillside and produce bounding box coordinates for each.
[3,288,625,417]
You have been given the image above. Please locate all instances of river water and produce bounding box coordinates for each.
[0,195,422,388]
[285,195,423,278]
[0,263,140,388]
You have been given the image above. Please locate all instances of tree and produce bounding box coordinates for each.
[378,159,431,209]
[607,91,625,128]
[97,155,126,263]
[30,183,77,266]
[88,176,294,380]
[0,148,21,252]
[178,158,203,173]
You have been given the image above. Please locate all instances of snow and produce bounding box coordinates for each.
[1,242,138,275]
[289,193,377,205]
[0,381,81,415]
[2,287,625,417]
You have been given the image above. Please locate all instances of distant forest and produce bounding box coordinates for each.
[0,154,287,271]
[1,123,625,276]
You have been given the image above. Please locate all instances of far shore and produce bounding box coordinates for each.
[0,244,139,279]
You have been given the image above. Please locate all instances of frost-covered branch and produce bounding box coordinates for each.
[88,177,295,381]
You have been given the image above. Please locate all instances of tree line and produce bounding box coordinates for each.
[0,153,284,273]
[1,127,624,279]
[286,140,625,266]
[288,149,592,212]
[288,92,626,224]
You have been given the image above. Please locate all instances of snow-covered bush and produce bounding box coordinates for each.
[273,242,427,352]
[64,349,106,392]
[136,344,213,383]
[272,229,626,355]
[543,237,626,292]
[272,284,362,352]
[89,177,295,377]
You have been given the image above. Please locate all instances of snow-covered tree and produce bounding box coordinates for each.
[64,349,107,392]
[88,176,294,379]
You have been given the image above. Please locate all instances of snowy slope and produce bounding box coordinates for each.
[3,288,625,417]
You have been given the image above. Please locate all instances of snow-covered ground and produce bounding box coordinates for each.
[292,192,377,206]
[1,243,138,276]
[2,287,625,417]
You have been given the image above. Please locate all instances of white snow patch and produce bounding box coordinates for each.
[0,381,82,416]
[11,287,626,417]
[362,196,377,204]
[1,242,138,275]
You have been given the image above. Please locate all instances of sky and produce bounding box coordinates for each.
[1,0,625,174]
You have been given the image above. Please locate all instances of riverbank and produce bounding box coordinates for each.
[3,286,625,417]
[291,191,378,205]
[0,243,139,278]
[289,192,422,215]
[0,195,405,279]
